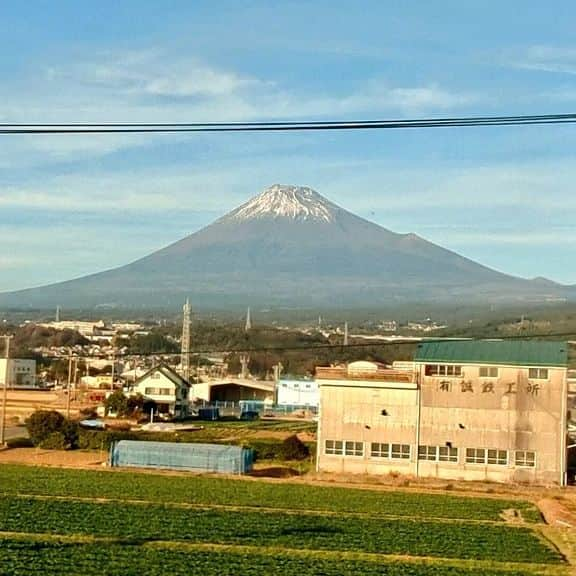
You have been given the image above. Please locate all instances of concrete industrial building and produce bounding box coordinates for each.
[0,359,37,388]
[316,341,569,485]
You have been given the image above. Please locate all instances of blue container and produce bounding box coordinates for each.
[109,440,253,474]
[198,407,220,421]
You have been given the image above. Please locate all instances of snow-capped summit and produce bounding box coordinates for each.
[225,184,337,223]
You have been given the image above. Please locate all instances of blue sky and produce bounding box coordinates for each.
[1,1,576,291]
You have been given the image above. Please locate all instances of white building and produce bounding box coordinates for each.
[131,364,190,418]
[277,378,319,407]
[0,359,37,388]
[40,320,106,337]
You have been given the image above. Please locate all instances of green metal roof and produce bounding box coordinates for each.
[414,340,568,368]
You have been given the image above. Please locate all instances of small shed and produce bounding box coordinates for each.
[109,440,253,474]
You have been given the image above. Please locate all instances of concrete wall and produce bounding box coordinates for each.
[418,363,565,485]
[317,378,418,476]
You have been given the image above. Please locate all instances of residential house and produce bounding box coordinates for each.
[132,364,190,419]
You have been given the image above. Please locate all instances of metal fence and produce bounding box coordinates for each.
[192,399,318,417]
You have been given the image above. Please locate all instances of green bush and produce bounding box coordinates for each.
[39,432,68,450]
[25,410,79,450]
[279,435,310,461]
[77,430,136,451]
[26,411,66,446]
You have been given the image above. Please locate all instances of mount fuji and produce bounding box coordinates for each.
[0,184,571,309]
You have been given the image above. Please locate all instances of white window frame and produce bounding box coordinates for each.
[391,443,411,460]
[465,448,487,464]
[419,445,458,463]
[528,368,549,380]
[479,366,499,378]
[418,445,438,461]
[439,446,458,462]
[325,440,343,455]
[425,364,462,377]
[344,441,364,457]
[487,449,508,466]
[515,450,536,468]
[370,442,391,458]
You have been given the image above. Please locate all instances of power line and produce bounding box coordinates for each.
[1,113,576,135]
[46,331,576,359]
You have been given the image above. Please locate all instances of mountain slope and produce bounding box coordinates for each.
[0,184,570,309]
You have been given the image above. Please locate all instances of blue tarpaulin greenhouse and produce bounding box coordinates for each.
[109,440,253,474]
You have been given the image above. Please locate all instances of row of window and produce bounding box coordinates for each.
[144,387,172,396]
[280,382,314,389]
[424,365,549,380]
[324,440,536,468]
[325,441,411,460]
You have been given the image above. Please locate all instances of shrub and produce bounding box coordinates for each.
[61,420,80,449]
[26,410,66,446]
[25,410,79,450]
[279,435,310,461]
[77,430,137,451]
[39,432,69,450]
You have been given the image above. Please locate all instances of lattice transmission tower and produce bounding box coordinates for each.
[181,299,192,382]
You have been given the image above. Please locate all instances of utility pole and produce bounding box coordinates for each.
[66,353,73,419]
[0,335,13,446]
[110,349,115,391]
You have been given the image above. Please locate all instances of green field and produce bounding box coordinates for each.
[0,464,542,521]
[0,539,553,576]
[0,464,567,575]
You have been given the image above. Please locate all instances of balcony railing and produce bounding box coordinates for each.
[315,367,415,383]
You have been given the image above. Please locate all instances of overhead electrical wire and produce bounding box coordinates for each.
[46,331,576,359]
[1,113,576,134]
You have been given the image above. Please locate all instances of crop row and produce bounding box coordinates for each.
[0,539,548,576]
[0,464,541,522]
[0,496,561,563]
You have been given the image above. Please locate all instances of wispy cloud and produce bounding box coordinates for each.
[506,45,576,75]
[44,50,265,98]
[0,49,476,166]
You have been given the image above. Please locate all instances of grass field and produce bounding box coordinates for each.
[0,464,569,575]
